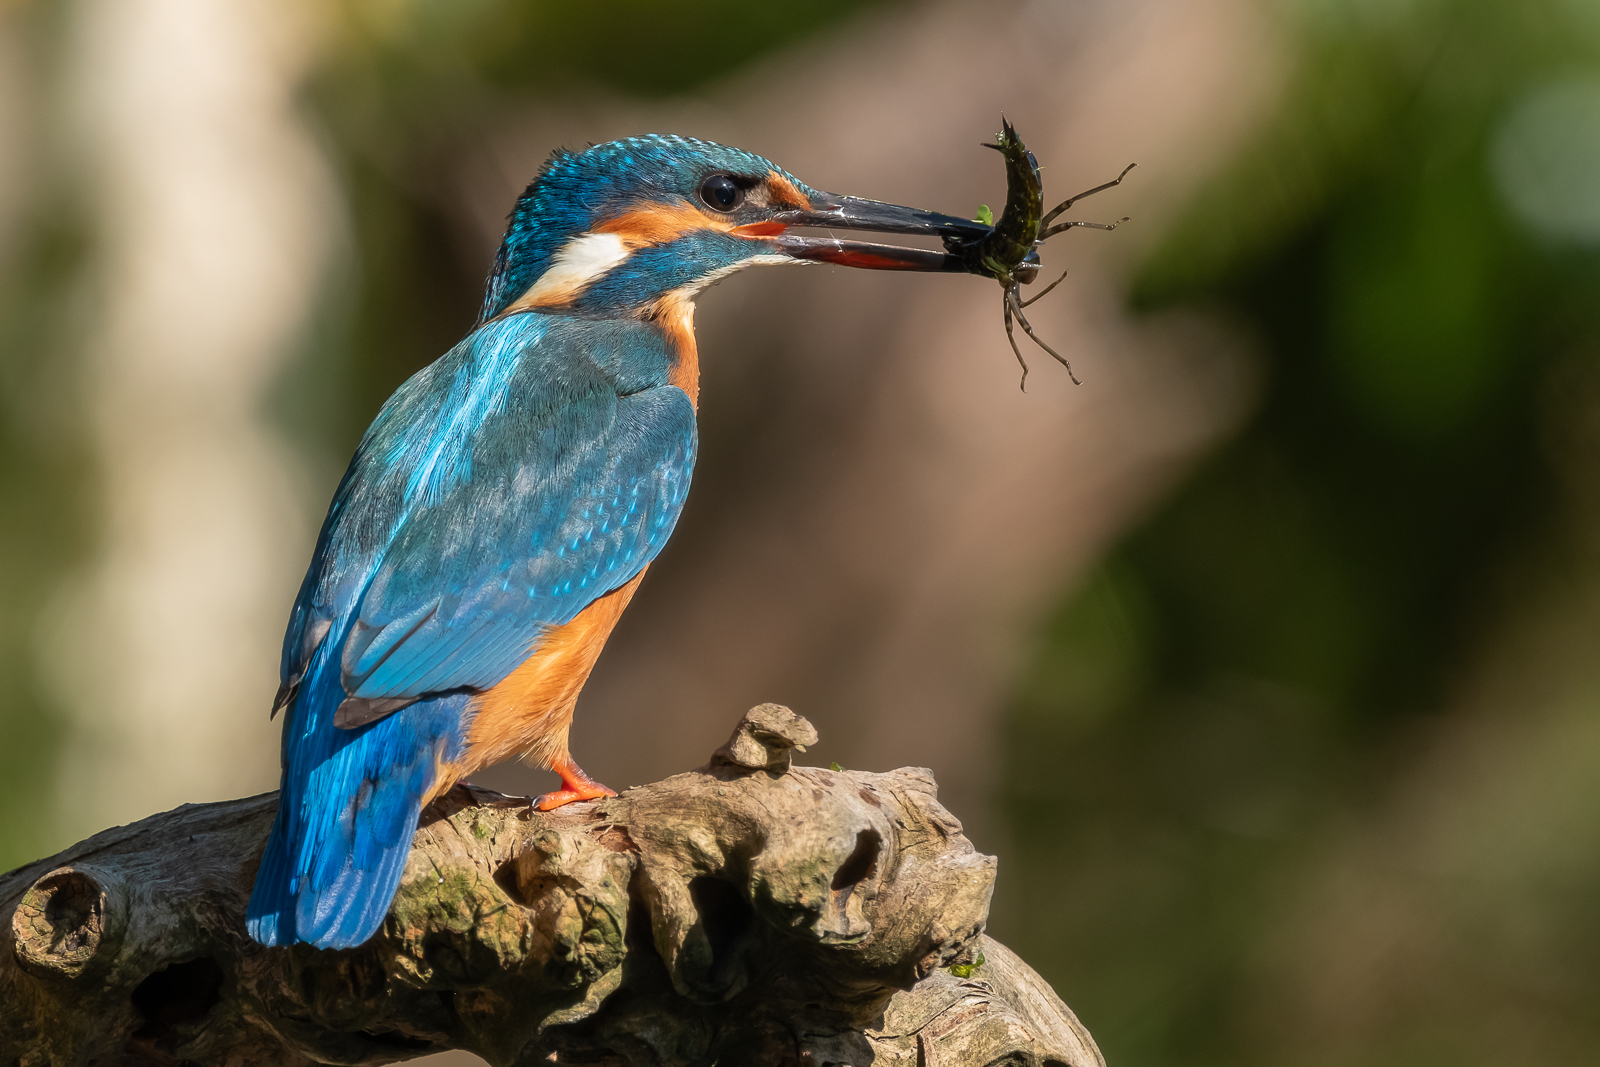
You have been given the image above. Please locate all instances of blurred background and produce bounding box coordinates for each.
[4,0,1600,1063]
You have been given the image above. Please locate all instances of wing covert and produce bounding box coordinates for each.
[339,373,695,703]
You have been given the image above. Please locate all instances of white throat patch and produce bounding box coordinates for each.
[512,232,631,308]
[510,237,801,313]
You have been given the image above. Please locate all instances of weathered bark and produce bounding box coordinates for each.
[2,706,1102,1067]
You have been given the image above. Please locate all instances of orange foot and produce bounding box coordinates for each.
[534,756,617,811]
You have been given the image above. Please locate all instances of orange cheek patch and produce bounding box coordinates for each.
[765,172,812,210]
[596,201,733,246]
[595,198,791,249]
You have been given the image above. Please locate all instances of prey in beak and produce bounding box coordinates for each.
[761,118,1134,389]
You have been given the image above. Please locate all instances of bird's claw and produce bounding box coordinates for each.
[532,783,617,811]
[533,756,617,811]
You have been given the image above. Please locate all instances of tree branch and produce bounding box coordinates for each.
[2,705,1102,1067]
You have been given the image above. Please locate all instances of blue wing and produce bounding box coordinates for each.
[340,373,692,703]
[249,313,696,947]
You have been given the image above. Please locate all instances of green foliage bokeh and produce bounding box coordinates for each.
[996,2,1600,1064]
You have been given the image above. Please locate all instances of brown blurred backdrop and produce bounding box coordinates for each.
[4,1,1600,1064]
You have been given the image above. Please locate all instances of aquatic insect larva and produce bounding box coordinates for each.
[947,118,1134,389]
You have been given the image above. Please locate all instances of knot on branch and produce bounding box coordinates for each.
[710,701,819,771]
[1,705,1103,1067]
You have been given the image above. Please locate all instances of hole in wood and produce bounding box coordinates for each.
[131,956,224,1042]
[688,876,755,986]
[830,828,881,909]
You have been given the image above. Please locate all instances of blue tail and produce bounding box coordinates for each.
[248,640,469,948]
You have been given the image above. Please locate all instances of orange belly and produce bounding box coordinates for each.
[426,569,646,802]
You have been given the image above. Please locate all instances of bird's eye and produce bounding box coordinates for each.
[699,174,744,212]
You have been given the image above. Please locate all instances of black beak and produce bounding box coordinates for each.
[767,193,993,273]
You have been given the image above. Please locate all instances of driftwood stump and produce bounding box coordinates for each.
[1,705,1102,1067]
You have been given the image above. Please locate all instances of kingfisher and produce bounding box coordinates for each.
[247,134,996,949]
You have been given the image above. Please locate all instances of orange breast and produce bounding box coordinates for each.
[433,569,647,796]
[650,291,700,408]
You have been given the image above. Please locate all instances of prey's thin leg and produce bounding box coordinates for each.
[1040,162,1137,227]
[1020,267,1070,308]
[1003,286,1030,392]
[1041,216,1128,240]
[1007,286,1080,385]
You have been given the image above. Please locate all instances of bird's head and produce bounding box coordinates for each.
[480,134,992,322]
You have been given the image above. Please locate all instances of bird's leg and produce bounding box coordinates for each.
[1004,285,1030,392]
[1007,286,1080,385]
[1019,266,1070,308]
[534,755,617,811]
[1040,162,1137,227]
